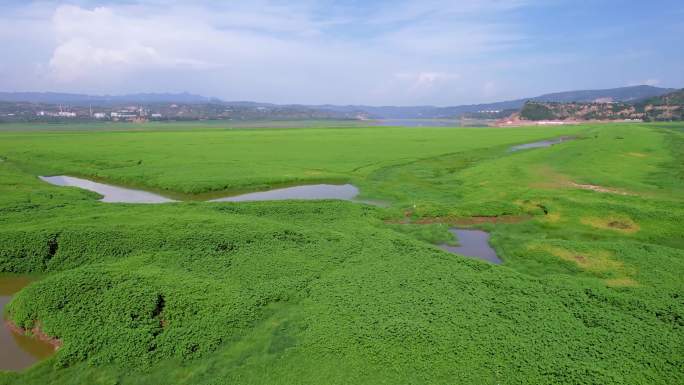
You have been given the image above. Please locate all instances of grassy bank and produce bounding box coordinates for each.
[0,124,580,194]
[0,122,682,384]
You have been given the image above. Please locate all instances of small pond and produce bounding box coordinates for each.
[211,184,360,202]
[508,136,575,152]
[440,229,502,264]
[1,275,56,371]
[40,176,175,203]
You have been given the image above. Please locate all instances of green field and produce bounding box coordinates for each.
[0,122,682,384]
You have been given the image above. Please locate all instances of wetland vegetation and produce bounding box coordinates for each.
[0,122,682,384]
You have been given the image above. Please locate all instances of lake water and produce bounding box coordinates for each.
[508,136,575,152]
[0,275,56,371]
[211,184,360,202]
[373,119,462,127]
[440,229,502,264]
[39,175,175,203]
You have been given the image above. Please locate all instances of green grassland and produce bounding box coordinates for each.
[0,120,374,132]
[0,122,682,384]
[0,125,579,195]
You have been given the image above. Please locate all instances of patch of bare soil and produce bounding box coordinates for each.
[492,113,582,127]
[608,221,632,230]
[569,182,635,196]
[530,244,638,287]
[5,320,63,350]
[387,215,531,226]
[581,216,640,234]
[605,277,639,287]
[448,216,531,225]
[627,152,647,158]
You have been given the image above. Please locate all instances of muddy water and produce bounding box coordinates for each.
[440,229,502,264]
[509,136,575,152]
[1,275,56,370]
[211,184,360,202]
[40,175,175,203]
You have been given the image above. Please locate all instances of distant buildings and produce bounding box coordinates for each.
[36,110,76,118]
[110,107,150,122]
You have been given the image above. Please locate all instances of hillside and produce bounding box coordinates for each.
[640,89,684,106]
[529,85,675,103]
[0,92,216,105]
[0,86,675,121]
[519,89,684,122]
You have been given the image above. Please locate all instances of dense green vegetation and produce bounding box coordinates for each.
[520,102,556,121]
[0,120,375,132]
[642,89,684,106]
[0,122,682,384]
[0,125,579,195]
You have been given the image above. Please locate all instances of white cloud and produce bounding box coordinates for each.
[48,5,220,82]
[362,0,536,25]
[395,72,461,91]
[483,81,497,98]
[626,79,661,87]
[0,0,605,105]
[379,23,524,56]
[363,0,531,56]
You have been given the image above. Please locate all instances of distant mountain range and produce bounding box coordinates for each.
[0,92,218,105]
[328,85,675,119]
[0,85,676,119]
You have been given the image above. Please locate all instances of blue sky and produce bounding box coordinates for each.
[0,0,682,105]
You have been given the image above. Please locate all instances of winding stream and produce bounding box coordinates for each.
[211,184,359,202]
[0,275,56,371]
[40,176,365,204]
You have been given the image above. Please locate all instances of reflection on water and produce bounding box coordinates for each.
[41,176,379,205]
[440,229,502,264]
[508,136,575,152]
[1,275,56,371]
[211,184,360,202]
[40,175,174,203]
